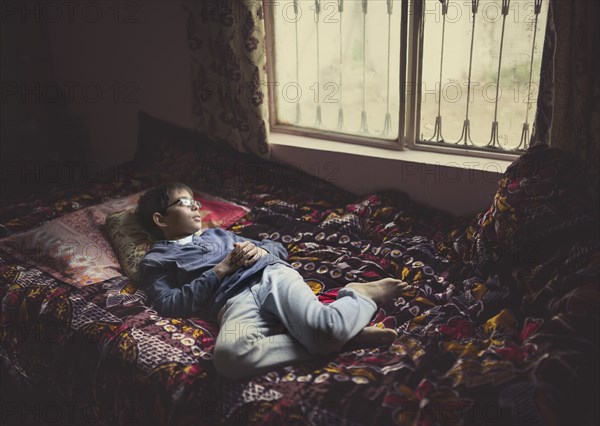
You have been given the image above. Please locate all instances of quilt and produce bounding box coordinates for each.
[1,116,598,426]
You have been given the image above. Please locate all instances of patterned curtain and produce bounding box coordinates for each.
[184,0,270,159]
[533,0,600,181]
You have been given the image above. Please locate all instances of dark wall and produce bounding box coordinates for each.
[0,17,84,198]
[1,1,194,199]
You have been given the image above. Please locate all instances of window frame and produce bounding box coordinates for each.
[264,0,524,163]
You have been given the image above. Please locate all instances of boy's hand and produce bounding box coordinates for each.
[213,242,267,280]
[230,241,267,267]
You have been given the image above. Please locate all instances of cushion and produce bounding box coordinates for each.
[463,144,597,266]
[104,209,155,283]
[134,111,263,187]
[135,110,201,166]
[134,110,253,166]
[105,189,251,282]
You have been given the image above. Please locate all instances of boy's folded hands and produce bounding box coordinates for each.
[213,241,268,280]
[231,241,267,267]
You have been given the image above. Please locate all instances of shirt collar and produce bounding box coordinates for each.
[169,234,194,245]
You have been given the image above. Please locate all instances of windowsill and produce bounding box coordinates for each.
[269,131,515,174]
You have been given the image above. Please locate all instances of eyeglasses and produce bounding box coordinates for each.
[163,197,202,212]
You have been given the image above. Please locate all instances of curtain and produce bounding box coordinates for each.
[185,0,270,159]
[533,0,600,181]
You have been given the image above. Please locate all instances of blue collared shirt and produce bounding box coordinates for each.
[139,227,289,319]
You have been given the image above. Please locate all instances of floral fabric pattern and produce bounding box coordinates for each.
[185,0,270,159]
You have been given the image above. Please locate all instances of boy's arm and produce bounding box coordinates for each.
[139,258,220,318]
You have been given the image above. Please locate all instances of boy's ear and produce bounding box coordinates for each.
[152,212,168,230]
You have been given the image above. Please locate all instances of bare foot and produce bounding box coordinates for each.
[342,326,398,351]
[346,278,407,305]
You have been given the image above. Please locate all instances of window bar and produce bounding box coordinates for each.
[293,0,301,125]
[515,0,543,151]
[314,0,322,127]
[455,0,479,146]
[359,0,369,134]
[382,0,394,136]
[337,0,345,130]
[486,0,510,150]
[428,0,449,143]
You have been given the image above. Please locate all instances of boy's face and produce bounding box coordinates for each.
[152,188,202,240]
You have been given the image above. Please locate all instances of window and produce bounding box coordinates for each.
[265,0,548,159]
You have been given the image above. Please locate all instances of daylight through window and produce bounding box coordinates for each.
[266,0,548,155]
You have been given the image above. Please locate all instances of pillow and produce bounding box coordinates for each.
[105,189,251,282]
[135,110,201,166]
[134,110,253,166]
[0,191,146,287]
[104,209,155,283]
[134,111,262,188]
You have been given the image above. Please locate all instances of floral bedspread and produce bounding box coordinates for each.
[1,143,598,425]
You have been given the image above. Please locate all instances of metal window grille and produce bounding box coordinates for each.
[266,0,548,157]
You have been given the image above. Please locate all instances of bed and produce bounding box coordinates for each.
[1,111,598,425]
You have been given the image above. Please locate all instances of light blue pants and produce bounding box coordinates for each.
[213,263,377,380]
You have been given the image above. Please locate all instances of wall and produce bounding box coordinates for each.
[1,0,194,199]
[1,0,503,216]
[43,0,195,166]
[1,6,57,198]
[269,139,504,217]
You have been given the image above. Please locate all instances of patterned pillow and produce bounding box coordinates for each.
[463,144,597,266]
[104,209,156,283]
[105,190,251,282]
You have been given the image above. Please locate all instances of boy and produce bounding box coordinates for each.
[137,182,406,380]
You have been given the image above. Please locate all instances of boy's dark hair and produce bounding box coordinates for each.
[137,182,194,238]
